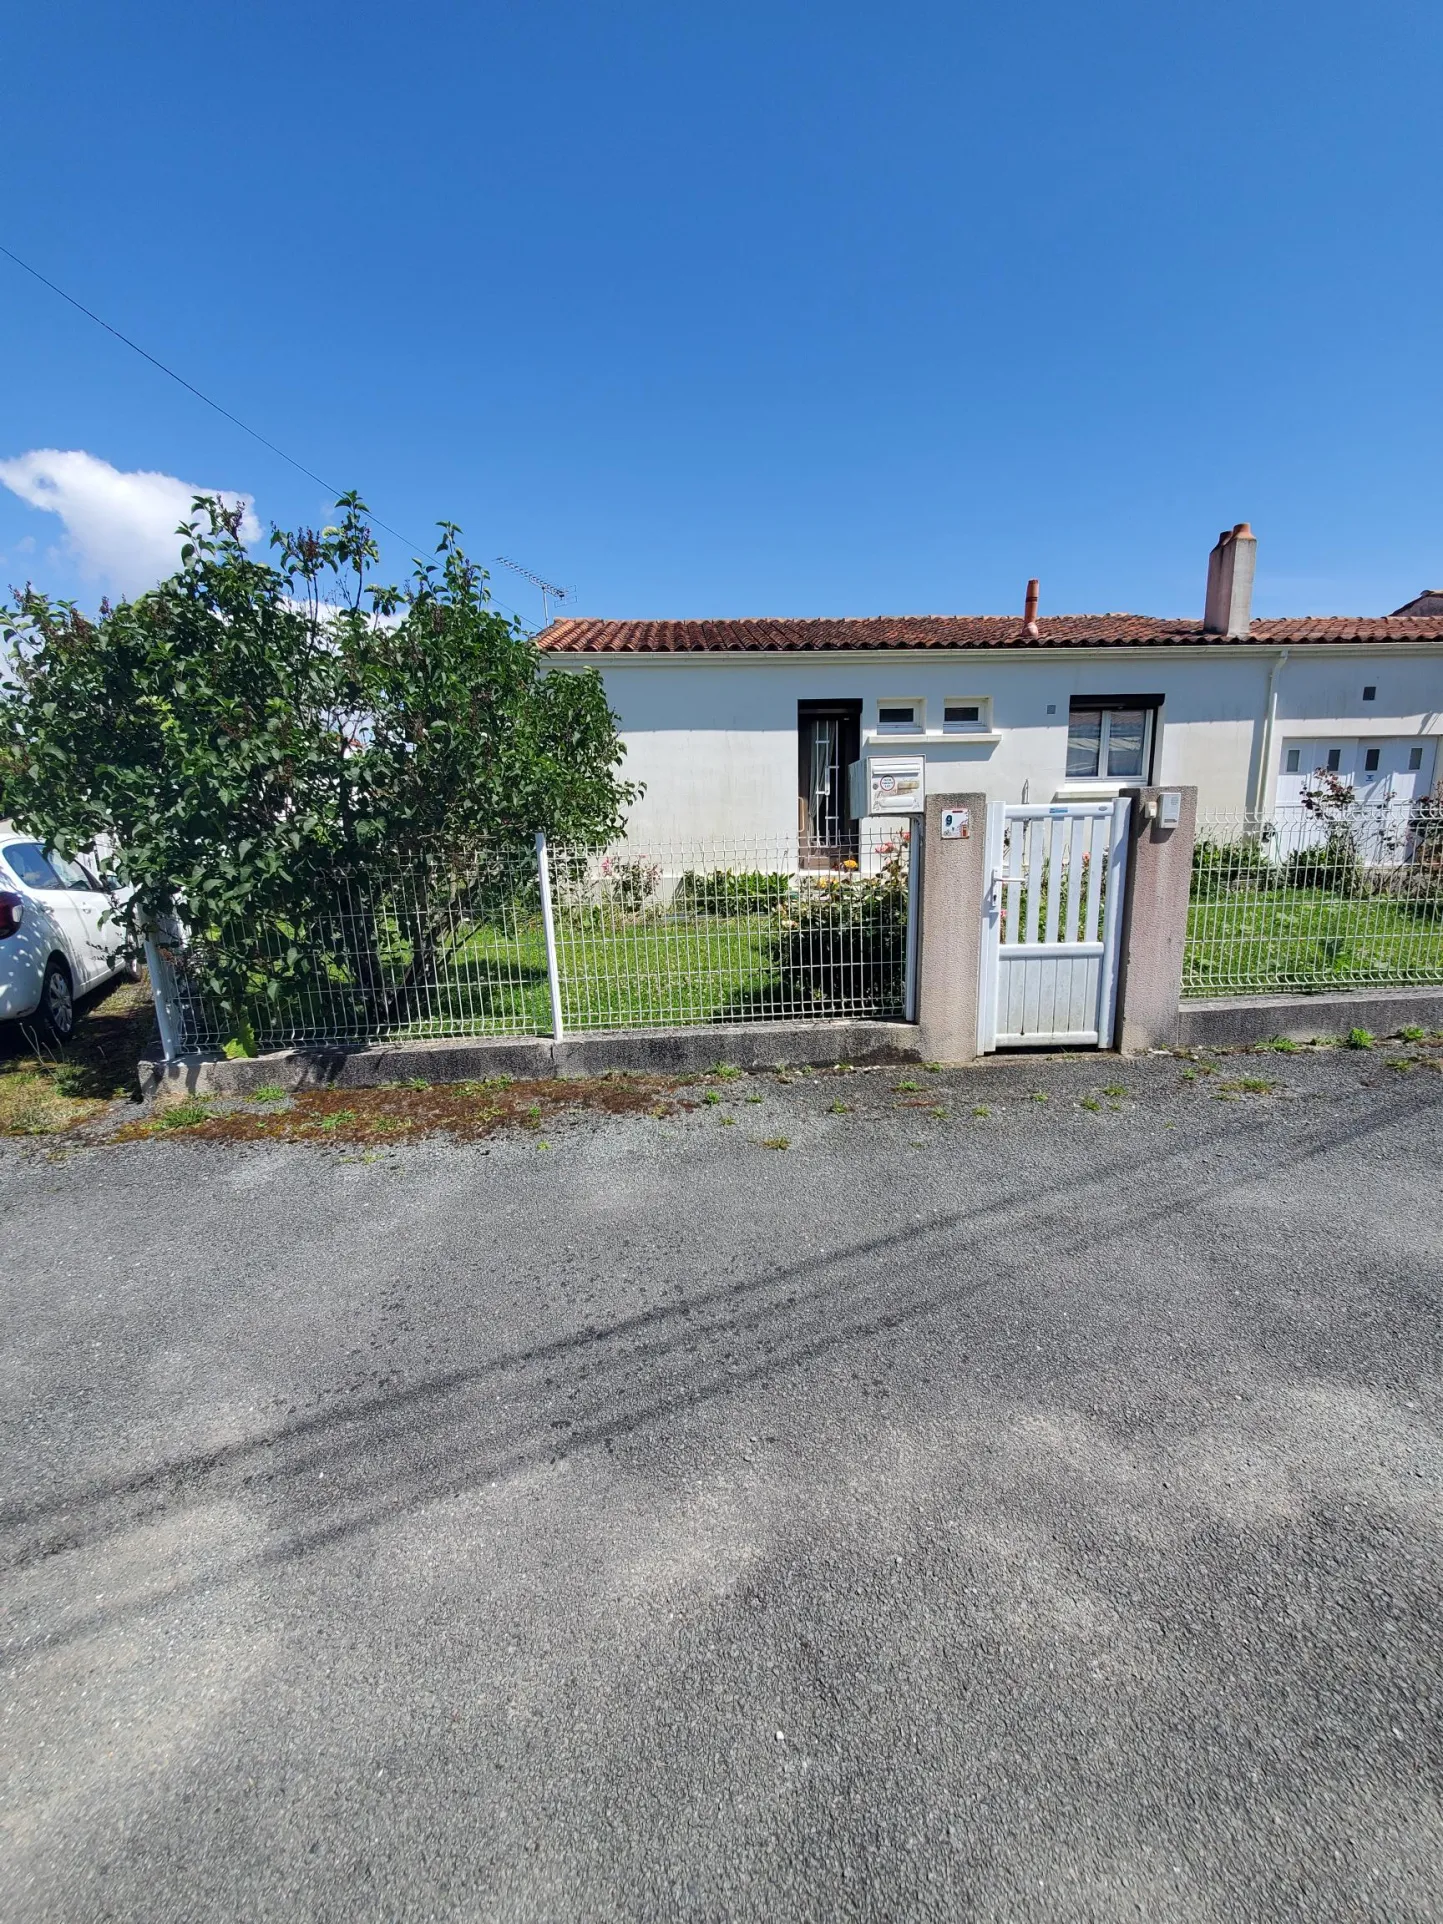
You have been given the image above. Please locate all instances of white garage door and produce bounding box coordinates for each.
[1277,737,1435,810]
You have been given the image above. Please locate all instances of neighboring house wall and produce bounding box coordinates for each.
[575,647,1443,847]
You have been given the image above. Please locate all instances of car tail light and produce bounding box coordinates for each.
[0,890,22,939]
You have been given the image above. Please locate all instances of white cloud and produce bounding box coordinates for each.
[0,449,261,597]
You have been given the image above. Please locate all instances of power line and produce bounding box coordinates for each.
[0,239,536,625]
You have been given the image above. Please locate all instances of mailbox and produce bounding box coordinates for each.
[849,754,926,816]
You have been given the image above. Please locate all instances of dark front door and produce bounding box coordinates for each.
[798,700,861,863]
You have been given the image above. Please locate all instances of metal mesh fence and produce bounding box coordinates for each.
[546,826,912,1031]
[170,853,551,1053]
[1185,799,1443,997]
[160,825,914,1052]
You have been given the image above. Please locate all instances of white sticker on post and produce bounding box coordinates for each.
[941,807,970,840]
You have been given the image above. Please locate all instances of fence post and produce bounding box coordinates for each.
[914,791,989,1065]
[534,830,565,1040]
[143,916,186,1062]
[1114,785,1197,1052]
[904,818,923,1023]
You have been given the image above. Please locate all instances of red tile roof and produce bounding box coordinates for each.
[536,614,1443,654]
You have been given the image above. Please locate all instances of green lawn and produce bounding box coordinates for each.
[1184,888,1443,996]
[436,909,889,1036]
[551,913,782,1028]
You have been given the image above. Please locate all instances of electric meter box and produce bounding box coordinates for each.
[848,754,926,817]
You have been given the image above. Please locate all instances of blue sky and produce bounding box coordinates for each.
[0,1,1438,625]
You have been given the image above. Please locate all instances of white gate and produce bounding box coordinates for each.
[977,799,1131,1051]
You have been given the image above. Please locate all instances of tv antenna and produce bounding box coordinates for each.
[494,556,570,624]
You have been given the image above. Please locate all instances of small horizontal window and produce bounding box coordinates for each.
[1409,744,1424,771]
[1285,748,1301,773]
[943,702,982,729]
[877,704,921,733]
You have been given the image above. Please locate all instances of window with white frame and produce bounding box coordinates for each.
[1066,699,1159,780]
[942,699,988,733]
[876,700,923,734]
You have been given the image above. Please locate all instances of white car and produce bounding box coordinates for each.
[0,829,136,1043]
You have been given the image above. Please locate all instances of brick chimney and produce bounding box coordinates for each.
[1203,523,1257,636]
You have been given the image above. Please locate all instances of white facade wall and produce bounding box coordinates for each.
[558,647,1443,847]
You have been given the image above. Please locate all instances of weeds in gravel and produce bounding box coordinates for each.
[1385,1057,1415,1073]
[1215,1076,1275,1095]
[894,1079,921,1092]
[972,1105,991,1119]
[1080,1096,1102,1112]
[1346,1029,1375,1050]
[0,1075,81,1136]
[1398,1026,1427,1043]
[251,1085,287,1103]
[702,1089,722,1105]
[828,1100,851,1114]
[745,1093,763,1104]
[113,1077,691,1146]
[1029,1091,1048,1103]
[761,1136,790,1150]
[709,1063,742,1080]
[1257,1037,1300,1054]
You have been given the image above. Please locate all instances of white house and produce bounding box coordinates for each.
[537,527,1443,855]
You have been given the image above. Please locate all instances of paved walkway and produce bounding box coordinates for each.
[3,1049,1441,1921]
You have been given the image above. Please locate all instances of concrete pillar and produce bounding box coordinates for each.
[914,791,988,1065]
[1114,785,1197,1052]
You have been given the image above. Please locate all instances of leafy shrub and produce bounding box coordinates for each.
[768,862,908,1014]
[1280,834,1365,896]
[1191,838,1275,899]
[675,869,792,915]
[596,855,662,911]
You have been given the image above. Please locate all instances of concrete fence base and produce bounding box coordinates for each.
[137,1018,923,1104]
[1177,987,1443,1048]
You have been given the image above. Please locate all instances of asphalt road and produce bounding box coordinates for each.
[3,1049,1441,1922]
